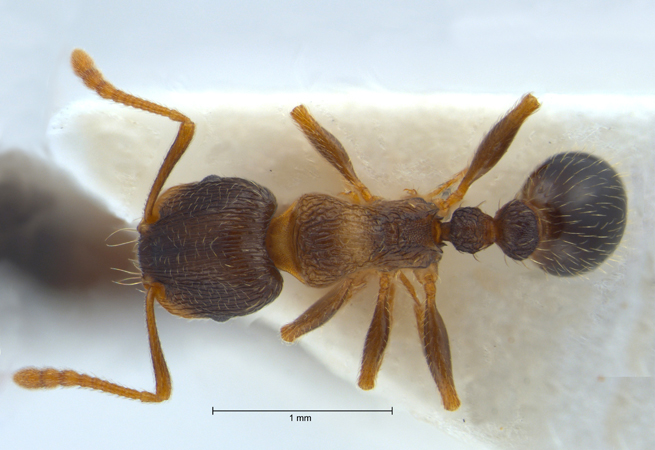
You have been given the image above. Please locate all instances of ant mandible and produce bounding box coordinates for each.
[14,50,627,411]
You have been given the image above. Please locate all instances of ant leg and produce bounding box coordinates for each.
[281,272,368,342]
[397,271,419,304]
[14,284,172,402]
[435,94,540,214]
[426,167,467,204]
[290,105,374,203]
[70,49,195,226]
[358,273,395,390]
[413,268,461,411]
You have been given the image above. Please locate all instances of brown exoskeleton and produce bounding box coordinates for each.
[14,50,627,410]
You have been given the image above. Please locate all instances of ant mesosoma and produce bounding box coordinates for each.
[14,50,627,411]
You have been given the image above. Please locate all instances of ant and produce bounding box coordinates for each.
[14,50,627,411]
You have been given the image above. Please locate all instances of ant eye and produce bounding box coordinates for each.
[519,152,627,276]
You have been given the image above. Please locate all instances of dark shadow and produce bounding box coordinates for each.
[0,150,136,289]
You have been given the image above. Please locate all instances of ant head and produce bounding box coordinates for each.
[519,152,627,276]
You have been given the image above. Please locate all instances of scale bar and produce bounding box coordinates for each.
[212,407,393,415]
